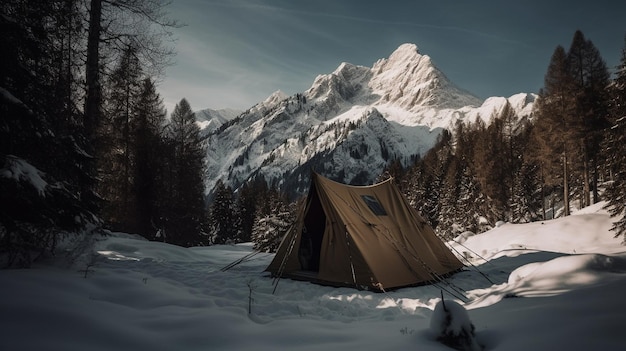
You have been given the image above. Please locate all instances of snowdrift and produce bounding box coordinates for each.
[0,202,625,350]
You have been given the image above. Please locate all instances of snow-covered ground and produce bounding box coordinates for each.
[1,202,625,350]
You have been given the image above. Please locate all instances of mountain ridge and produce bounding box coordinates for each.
[201,43,536,198]
[194,107,242,132]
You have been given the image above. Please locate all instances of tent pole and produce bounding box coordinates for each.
[220,250,262,272]
[444,241,495,285]
[345,230,359,289]
[377,224,467,301]
[272,224,299,294]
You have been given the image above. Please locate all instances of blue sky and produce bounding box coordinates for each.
[159,0,626,112]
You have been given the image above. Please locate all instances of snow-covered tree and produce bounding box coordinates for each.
[604,35,626,241]
[234,181,259,243]
[252,187,296,253]
[209,180,235,245]
[1,1,98,266]
[512,161,543,223]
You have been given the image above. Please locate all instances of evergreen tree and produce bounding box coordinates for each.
[99,46,143,232]
[82,0,179,229]
[447,122,483,234]
[0,1,97,266]
[400,155,425,210]
[83,0,178,145]
[604,35,626,241]
[507,120,542,223]
[252,187,296,253]
[532,45,578,216]
[0,0,182,265]
[471,116,508,223]
[512,161,543,223]
[378,158,405,182]
[133,78,167,238]
[209,180,235,245]
[235,181,258,243]
[437,156,464,238]
[419,131,453,230]
[566,30,611,206]
[421,171,442,230]
[166,98,207,246]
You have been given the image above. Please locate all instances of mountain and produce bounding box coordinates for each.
[204,43,536,198]
[195,108,242,132]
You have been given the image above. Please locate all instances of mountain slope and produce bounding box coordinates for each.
[204,43,536,198]
[195,107,242,132]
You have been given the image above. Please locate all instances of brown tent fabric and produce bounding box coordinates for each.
[265,172,463,291]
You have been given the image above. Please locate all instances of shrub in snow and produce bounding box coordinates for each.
[430,298,482,351]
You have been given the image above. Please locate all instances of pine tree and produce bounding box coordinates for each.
[506,119,542,223]
[209,180,235,245]
[532,45,578,216]
[566,30,611,206]
[82,0,179,229]
[0,1,98,266]
[235,181,258,243]
[252,187,296,253]
[604,34,626,241]
[166,98,207,246]
[512,161,543,223]
[99,46,143,232]
[419,134,450,230]
[448,122,485,234]
[398,152,429,221]
[133,78,167,238]
[83,0,178,146]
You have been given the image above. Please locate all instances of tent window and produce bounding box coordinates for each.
[361,195,387,216]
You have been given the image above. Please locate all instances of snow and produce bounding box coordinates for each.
[430,299,474,336]
[203,43,536,196]
[1,202,625,350]
[1,155,48,195]
[194,107,241,132]
[0,86,25,106]
[430,298,481,351]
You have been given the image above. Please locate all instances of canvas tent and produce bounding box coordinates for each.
[266,173,463,291]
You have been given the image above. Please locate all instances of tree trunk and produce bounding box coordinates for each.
[84,0,102,144]
[582,143,590,208]
[563,152,570,216]
[540,164,546,220]
[592,157,599,204]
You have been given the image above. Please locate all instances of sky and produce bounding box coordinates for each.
[158,0,626,113]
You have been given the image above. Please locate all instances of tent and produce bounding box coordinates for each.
[266,173,464,291]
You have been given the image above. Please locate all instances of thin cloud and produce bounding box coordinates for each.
[207,1,528,47]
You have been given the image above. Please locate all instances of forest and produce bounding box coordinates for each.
[0,0,208,266]
[1,0,625,267]
[398,30,626,241]
[207,30,626,250]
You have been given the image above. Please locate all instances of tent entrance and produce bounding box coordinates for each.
[298,190,325,272]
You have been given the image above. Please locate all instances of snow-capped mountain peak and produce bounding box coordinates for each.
[371,43,428,76]
[203,43,536,198]
[370,43,481,109]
